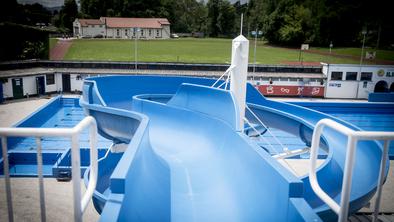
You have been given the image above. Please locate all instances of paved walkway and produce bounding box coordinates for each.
[50,39,73,60]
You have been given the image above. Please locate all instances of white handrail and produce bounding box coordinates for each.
[309,118,394,222]
[0,116,98,222]
[211,64,235,88]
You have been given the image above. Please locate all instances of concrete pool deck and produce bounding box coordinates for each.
[0,96,393,221]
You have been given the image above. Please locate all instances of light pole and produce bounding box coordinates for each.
[253,27,258,75]
[134,28,140,70]
[357,30,367,98]
[359,30,367,68]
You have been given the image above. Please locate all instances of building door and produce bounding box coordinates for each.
[36,76,45,95]
[374,80,388,92]
[62,74,71,92]
[12,78,24,99]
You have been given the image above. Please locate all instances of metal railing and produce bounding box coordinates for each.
[309,118,394,222]
[211,64,235,89]
[0,116,98,222]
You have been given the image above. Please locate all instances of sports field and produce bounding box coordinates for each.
[62,38,394,65]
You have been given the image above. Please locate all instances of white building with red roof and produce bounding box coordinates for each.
[73,17,171,39]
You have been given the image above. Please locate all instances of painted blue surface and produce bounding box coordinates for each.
[52,148,108,180]
[82,81,319,221]
[369,92,394,102]
[84,151,123,213]
[0,96,112,177]
[290,101,394,159]
[80,75,389,221]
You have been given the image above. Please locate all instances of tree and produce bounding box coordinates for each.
[207,0,220,37]
[278,4,313,45]
[58,0,78,31]
[217,0,236,36]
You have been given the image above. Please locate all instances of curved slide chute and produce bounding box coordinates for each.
[245,86,388,220]
[80,75,388,221]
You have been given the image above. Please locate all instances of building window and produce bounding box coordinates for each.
[361,72,373,81]
[125,29,128,36]
[46,74,55,85]
[345,72,357,81]
[331,71,343,80]
[99,25,103,28]
[133,30,136,37]
[116,29,120,36]
[156,29,160,37]
[141,29,144,36]
[149,29,152,36]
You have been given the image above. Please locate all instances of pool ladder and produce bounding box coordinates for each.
[0,116,98,222]
[309,118,394,222]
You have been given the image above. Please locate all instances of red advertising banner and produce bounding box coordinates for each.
[256,85,325,97]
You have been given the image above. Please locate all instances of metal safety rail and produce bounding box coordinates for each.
[309,118,394,222]
[0,116,98,222]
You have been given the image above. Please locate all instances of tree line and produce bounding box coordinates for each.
[1,0,393,48]
[79,0,392,47]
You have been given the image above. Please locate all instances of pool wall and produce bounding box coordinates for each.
[289,101,394,114]
[6,96,63,150]
[290,101,394,159]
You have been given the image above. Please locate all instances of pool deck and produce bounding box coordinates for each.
[0,95,393,221]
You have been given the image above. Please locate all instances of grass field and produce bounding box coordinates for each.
[63,38,393,64]
[311,47,394,61]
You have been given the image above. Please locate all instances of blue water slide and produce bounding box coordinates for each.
[80,75,388,221]
[244,86,389,220]
[82,82,320,221]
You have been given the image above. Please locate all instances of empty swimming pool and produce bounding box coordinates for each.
[0,96,111,177]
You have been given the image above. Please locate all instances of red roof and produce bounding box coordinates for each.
[101,17,170,28]
[78,19,104,27]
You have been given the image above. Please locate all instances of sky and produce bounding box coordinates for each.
[17,0,65,8]
[16,0,248,8]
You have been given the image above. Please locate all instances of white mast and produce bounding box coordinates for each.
[230,35,249,132]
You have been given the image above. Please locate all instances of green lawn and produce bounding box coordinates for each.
[64,38,392,64]
[49,38,58,50]
[311,47,394,61]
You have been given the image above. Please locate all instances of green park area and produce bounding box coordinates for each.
[62,38,394,65]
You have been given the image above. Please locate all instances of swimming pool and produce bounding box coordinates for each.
[0,96,111,177]
[1,96,392,178]
[291,101,394,159]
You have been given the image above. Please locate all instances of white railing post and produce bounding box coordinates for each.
[71,134,82,222]
[309,120,341,214]
[1,136,14,222]
[81,122,98,213]
[373,140,390,222]
[309,118,394,222]
[35,137,46,222]
[0,116,98,222]
[338,136,357,222]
